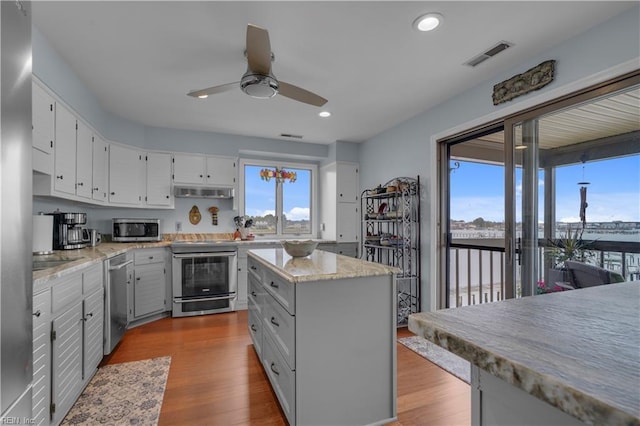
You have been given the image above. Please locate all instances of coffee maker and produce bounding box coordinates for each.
[49,212,90,250]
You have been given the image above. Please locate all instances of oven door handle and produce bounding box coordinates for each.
[173,294,236,303]
[172,252,236,259]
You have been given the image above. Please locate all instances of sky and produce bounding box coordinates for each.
[450,154,640,223]
[244,165,311,221]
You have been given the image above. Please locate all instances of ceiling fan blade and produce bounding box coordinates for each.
[187,82,238,98]
[246,24,272,75]
[278,81,328,107]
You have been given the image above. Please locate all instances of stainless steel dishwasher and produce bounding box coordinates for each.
[105,253,133,354]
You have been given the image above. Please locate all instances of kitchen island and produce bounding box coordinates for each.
[409,282,640,426]
[247,248,398,426]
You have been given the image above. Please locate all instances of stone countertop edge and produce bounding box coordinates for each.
[248,248,399,284]
[407,282,640,426]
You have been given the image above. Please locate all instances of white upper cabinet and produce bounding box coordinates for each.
[53,103,77,195]
[146,152,173,206]
[91,135,108,202]
[32,82,55,156]
[75,121,93,199]
[336,162,359,202]
[320,161,360,243]
[173,154,236,187]
[173,154,205,185]
[206,155,236,187]
[109,144,144,205]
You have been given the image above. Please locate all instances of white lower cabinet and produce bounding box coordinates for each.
[131,248,167,320]
[247,252,397,425]
[35,262,104,426]
[236,247,248,310]
[32,290,52,426]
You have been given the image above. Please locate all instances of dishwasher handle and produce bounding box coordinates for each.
[109,259,133,271]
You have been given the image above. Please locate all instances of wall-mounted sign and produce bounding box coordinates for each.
[493,60,555,105]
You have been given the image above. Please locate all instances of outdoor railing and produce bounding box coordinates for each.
[448,239,640,308]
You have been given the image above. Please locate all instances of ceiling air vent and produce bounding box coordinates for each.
[280,133,303,139]
[464,41,512,67]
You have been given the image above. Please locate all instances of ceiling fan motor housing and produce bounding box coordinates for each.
[240,73,279,99]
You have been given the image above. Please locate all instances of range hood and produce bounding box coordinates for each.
[174,186,234,199]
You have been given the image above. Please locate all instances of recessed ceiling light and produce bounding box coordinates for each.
[413,13,443,32]
[197,94,208,99]
[319,111,331,118]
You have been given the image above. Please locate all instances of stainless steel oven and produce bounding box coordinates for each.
[171,242,237,317]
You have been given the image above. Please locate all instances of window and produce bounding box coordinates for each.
[239,159,317,237]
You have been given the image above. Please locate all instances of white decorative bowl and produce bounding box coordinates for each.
[281,240,319,257]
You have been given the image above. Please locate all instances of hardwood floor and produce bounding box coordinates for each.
[103,311,470,425]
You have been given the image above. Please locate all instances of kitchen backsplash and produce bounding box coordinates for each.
[33,197,237,235]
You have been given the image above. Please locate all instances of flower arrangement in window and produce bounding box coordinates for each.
[259,167,297,183]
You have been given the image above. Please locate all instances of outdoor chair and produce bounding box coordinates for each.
[565,260,625,288]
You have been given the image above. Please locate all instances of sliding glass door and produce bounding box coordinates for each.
[440,70,640,308]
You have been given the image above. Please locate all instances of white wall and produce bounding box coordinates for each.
[358,6,640,311]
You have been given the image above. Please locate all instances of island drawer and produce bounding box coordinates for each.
[262,268,295,315]
[248,272,265,314]
[247,257,263,282]
[262,330,295,426]
[248,301,263,357]
[263,292,295,370]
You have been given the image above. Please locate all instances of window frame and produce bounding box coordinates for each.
[238,158,318,239]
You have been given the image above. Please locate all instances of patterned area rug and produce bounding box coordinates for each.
[62,356,171,426]
[398,336,470,384]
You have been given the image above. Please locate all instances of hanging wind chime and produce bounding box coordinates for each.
[577,155,590,229]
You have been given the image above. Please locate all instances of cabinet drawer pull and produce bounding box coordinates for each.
[251,324,257,332]
[270,362,280,376]
[148,256,154,260]
[56,175,63,180]
[270,317,279,327]
[250,265,257,271]
[33,310,41,318]
[251,291,257,297]
[269,281,278,289]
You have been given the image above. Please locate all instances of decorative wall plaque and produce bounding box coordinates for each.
[492,60,555,105]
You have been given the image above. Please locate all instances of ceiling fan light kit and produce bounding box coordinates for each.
[240,73,279,99]
[188,24,327,107]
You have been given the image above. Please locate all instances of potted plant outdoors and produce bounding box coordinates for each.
[545,225,595,287]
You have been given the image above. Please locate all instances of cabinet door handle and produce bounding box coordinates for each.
[270,317,280,327]
[77,182,83,186]
[111,192,116,195]
[250,266,257,271]
[56,175,63,180]
[93,187,99,192]
[269,281,278,289]
[148,256,154,260]
[270,362,280,376]
[32,310,41,318]
[251,291,257,297]
[136,277,141,281]
[250,324,257,332]
[166,195,170,199]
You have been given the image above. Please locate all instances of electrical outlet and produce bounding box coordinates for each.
[175,221,182,232]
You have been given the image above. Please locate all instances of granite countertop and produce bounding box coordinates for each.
[33,241,171,285]
[32,234,339,285]
[408,282,640,426]
[248,247,399,283]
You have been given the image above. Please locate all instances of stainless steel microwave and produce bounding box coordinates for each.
[112,218,162,242]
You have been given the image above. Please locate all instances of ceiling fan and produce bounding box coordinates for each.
[187,24,327,107]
